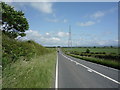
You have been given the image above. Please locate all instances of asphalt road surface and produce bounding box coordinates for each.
[56,49,120,88]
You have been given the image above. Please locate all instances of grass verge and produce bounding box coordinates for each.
[67,54,120,70]
[2,50,56,88]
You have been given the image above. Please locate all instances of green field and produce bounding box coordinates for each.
[62,47,119,69]
[63,47,118,54]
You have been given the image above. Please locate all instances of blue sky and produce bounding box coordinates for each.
[8,2,118,46]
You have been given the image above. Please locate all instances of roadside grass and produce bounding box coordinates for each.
[2,50,56,88]
[67,54,120,70]
[2,33,50,68]
[0,67,1,89]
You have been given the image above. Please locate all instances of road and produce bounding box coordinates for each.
[56,49,120,88]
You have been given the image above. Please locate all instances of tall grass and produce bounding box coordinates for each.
[3,51,56,88]
[2,33,50,68]
[2,33,57,88]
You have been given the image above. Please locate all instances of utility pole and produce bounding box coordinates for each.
[68,25,72,48]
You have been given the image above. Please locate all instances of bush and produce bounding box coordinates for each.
[2,34,49,68]
[86,49,90,53]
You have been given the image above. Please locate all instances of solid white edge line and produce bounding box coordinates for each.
[67,54,119,71]
[55,52,58,88]
[61,54,120,85]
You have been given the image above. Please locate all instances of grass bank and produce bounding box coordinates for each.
[3,50,56,88]
[2,33,57,88]
[67,54,120,70]
[2,33,50,68]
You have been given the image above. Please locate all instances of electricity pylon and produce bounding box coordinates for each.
[68,25,72,48]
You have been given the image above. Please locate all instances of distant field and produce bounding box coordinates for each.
[63,47,118,54]
[62,47,119,69]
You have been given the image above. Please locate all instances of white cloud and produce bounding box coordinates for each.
[45,18,59,23]
[91,11,105,19]
[20,30,69,46]
[20,30,118,46]
[26,30,41,38]
[51,37,60,41]
[45,18,68,23]
[95,40,118,46]
[57,32,69,37]
[30,2,53,14]
[63,19,67,23]
[7,2,53,14]
[90,7,117,19]
[6,2,27,11]
[77,21,95,26]
[71,38,118,47]
[114,40,119,42]
[46,32,50,35]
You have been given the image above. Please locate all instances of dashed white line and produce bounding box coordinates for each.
[55,52,58,88]
[61,54,120,85]
[75,62,79,65]
[87,69,93,72]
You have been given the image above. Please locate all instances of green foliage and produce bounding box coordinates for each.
[62,47,119,62]
[86,49,90,53]
[67,54,120,70]
[93,46,96,48]
[2,34,49,68]
[3,51,56,88]
[63,47,118,54]
[62,47,120,69]
[1,2,29,38]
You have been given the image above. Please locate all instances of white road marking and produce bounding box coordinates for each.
[68,55,119,71]
[97,63,119,71]
[55,52,58,88]
[75,62,79,65]
[61,54,120,85]
[87,69,93,72]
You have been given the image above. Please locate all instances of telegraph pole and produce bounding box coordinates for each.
[68,25,72,48]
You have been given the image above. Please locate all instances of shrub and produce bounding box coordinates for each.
[86,49,90,53]
[2,34,49,68]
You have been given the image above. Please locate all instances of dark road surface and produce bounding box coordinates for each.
[57,50,120,88]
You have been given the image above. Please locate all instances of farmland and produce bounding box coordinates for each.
[62,47,120,69]
[62,47,118,54]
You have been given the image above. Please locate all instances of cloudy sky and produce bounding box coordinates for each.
[8,2,118,46]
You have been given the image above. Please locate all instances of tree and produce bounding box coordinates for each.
[110,46,113,48]
[93,46,96,48]
[86,49,90,53]
[1,2,29,38]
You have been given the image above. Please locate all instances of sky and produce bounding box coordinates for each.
[7,2,118,47]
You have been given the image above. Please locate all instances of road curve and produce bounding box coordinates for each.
[57,50,119,88]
